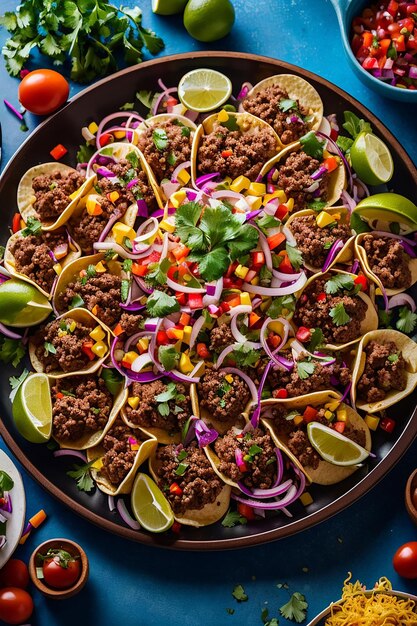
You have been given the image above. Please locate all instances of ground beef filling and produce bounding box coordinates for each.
[99,419,142,486]
[294,277,368,344]
[52,376,112,441]
[198,124,277,181]
[214,428,277,489]
[242,85,310,144]
[362,234,412,290]
[32,170,85,223]
[209,324,234,353]
[155,442,223,515]
[289,215,352,269]
[137,120,193,181]
[276,151,329,212]
[198,370,251,423]
[119,313,144,337]
[32,317,95,373]
[124,380,192,431]
[357,340,407,403]
[60,272,122,328]
[10,229,69,293]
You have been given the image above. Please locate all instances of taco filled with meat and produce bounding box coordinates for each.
[149,441,231,527]
[87,418,157,495]
[17,163,94,230]
[261,390,371,485]
[355,232,417,296]
[239,74,323,147]
[191,111,280,185]
[293,269,378,350]
[351,329,417,413]
[29,308,110,378]
[5,225,81,299]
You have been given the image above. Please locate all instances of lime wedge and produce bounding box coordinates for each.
[307,422,369,467]
[12,373,52,443]
[131,473,174,533]
[350,131,394,186]
[178,68,232,112]
[152,0,187,15]
[0,278,52,327]
[352,192,417,235]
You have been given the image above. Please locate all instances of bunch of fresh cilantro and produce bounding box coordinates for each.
[0,0,164,83]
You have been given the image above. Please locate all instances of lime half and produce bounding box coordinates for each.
[12,373,52,443]
[152,0,187,15]
[178,68,232,112]
[350,131,394,186]
[131,473,174,533]
[352,192,417,235]
[0,278,52,327]
[307,422,369,467]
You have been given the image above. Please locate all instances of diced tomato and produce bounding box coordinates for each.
[267,332,280,349]
[171,521,182,534]
[237,503,256,521]
[172,245,190,261]
[226,261,239,277]
[56,392,64,400]
[175,292,187,306]
[169,482,183,496]
[380,417,396,433]
[333,421,346,434]
[249,312,261,327]
[131,263,148,277]
[220,301,231,313]
[188,293,203,310]
[387,0,399,16]
[354,275,368,291]
[50,143,68,160]
[221,149,233,158]
[98,133,113,147]
[303,405,319,424]
[296,327,311,343]
[330,128,339,141]
[179,312,190,327]
[12,213,21,234]
[274,388,288,399]
[166,96,178,108]
[275,204,289,220]
[267,232,286,250]
[398,17,414,31]
[394,34,406,51]
[81,342,95,361]
[351,33,363,54]
[113,322,124,337]
[406,5,417,15]
[157,330,169,345]
[316,292,327,302]
[362,57,379,69]
[362,31,374,47]
[196,343,210,359]
[251,251,265,268]
[278,255,294,274]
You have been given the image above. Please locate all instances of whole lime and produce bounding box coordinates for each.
[0,278,52,327]
[184,0,235,42]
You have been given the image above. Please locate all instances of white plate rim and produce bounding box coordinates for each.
[0,448,26,568]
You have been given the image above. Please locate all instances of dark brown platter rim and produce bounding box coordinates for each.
[0,51,416,551]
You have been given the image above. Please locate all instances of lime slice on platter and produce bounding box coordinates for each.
[307,422,370,467]
[152,0,188,15]
[12,373,52,443]
[0,278,52,327]
[131,473,174,533]
[350,131,394,186]
[351,192,417,236]
[178,68,232,112]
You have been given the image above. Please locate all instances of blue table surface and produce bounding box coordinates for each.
[1,1,417,625]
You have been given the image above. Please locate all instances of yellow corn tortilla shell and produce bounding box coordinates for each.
[87,425,157,495]
[191,111,281,186]
[18,162,95,230]
[266,141,346,210]
[239,74,323,146]
[29,307,110,379]
[286,206,355,272]
[295,268,379,351]
[4,230,81,300]
[53,375,128,450]
[261,390,371,485]
[190,379,252,435]
[351,329,417,414]
[355,233,417,296]
[148,452,231,527]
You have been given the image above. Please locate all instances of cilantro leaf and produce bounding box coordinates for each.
[120,101,134,111]
[123,259,133,273]
[0,338,26,368]
[256,213,281,235]
[146,290,180,317]
[158,345,180,371]
[330,302,351,326]
[325,273,354,294]
[21,216,42,237]
[279,98,297,112]
[378,308,393,328]
[0,471,14,493]
[267,295,296,318]
[152,128,168,151]
[279,592,308,623]
[231,344,262,368]
[336,135,354,155]
[167,152,177,166]
[260,265,273,286]
[70,294,85,309]
[307,200,327,212]
[126,150,139,168]
[232,584,248,602]
[300,131,325,160]
[221,116,239,131]
[286,242,303,271]
[145,258,170,288]
[388,353,399,363]
[155,382,178,403]
[189,247,230,283]
[396,306,417,334]
[307,328,324,353]
[67,459,97,492]
[222,509,248,528]
[138,25,164,55]
[9,369,29,402]
[261,607,279,626]
[136,90,154,109]
[342,111,372,139]
[297,360,315,380]
[44,341,57,355]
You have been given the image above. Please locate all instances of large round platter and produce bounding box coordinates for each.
[0,52,416,550]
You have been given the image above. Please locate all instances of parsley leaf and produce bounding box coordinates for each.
[9,368,29,402]
[0,338,26,368]
[325,273,354,294]
[286,242,303,271]
[21,216,42,237]
[279,592,308,623]
[158,345,180,371]
[222,509,248,528]
[67,459,97,492]
[279,98,297,112]
[396,306,417,334]
[232,584,248,602]
[297,360,315,380]
[146,290,180,317]
[307,328,324,353]
[330,302,351,326]
[231,344,262,368]
[300,131,325,160]
[152,128,168,151]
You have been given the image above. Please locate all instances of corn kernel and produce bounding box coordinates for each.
[244,195,263,211]
[217,109,229,123]
[177,169,190,185]
[325,400,340,412]
[137,338,149,353]
[112,222,136,245]
[69,321,76,333]
[230,175,250,193]
[128,396,140,410]
[170,190,187,209]
[53,263,62,275]
[90,326,105,341]
[263,190,287,204]
[225,374,234,384]
[316,211,335,228]
[95,261,106,273]
[324,410,334,420]
[300,492,314,506]
[293,415,304,426]
[179,352,193,374]
[113,130,125,139]
[91,341,107,357]
[159,219,176,233]
[365,414,380,431]
[91,457,103,470]
[247,182,266,197]
[88,121,98,134]
[336,408,348,423]
[69,188,81,201]
[235,264,249,280]
[240,292,252,306]
[182,325,192,345]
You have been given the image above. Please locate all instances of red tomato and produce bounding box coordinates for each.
[0,587,33,625]
[42,555,81,589]
[237,503,255,520]
[393,542,417,578]
[0,560,29,589]
[18,69,69,115]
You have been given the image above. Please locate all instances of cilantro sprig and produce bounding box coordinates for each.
[222,509,247,528]
[67,458,97,492]
[279,592,308,623]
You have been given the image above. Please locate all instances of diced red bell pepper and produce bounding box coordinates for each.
[267,232,286,250]
[175,292,187,306]
[98,133,113,147]
[172,245,190,261]
[226,261,239,277]
[323,156,338,173]
[380,417,396,433]
[274,388,288,399]
[188,293,203,310]
[179,312,190,327]
[303,405,319,424]
[50,143,68,160]
[275,204,289,221]
[81,341,95,361]
[296,327,311,343]
[121,359,132,370]
[354,275,368,291]
[333,421,346,434]
[220,301,231,313]
[113,322,124,337]
[398,17,414,31]
[170,482,183,496]
[251,251,265,268]
[278,254,294,274]
[157,330,169,345]
[12,213,21,234]
[56,392,64,400]
[237,503,255,521]
[166,97,178,108]
[196,343,210,359]
[362,31,374,47]
[249,312,261,327]
[131,263,148,277]
[316,292,327,303]
[221,149,233,158]
[394,34,406,51]
[226,295,242,309]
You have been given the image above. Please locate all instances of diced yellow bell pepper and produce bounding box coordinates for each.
[69,321,77,333]
[113,130,125,139]
[53,263,62,275]
[240,292,252,306]
[170,190,187,209]
[86,195,103,215]
[95,261,106,273]
[268,321,284,334]
[91,341,107,357]
[225,374,234,384]
[112,222,136,245]
[293,415,304,427]
[223,176,232,186]
[182,325,192,345]
[137,338,149,353]
[179,352,193,374]
[128,396,140,410]
[91,304,99,316]
[324,410,334,420]
[88,121,98,134]
[325,400,340,412]
[316,211,335,228]
[250,276,260,286]
[177,169,190,185]
[108,191,120,204]
[230,175,250,193]
[159,219,176,233]
[247,182,266,197]
[285,198,294,212]
[365,414,380,431]
[300,492,314,506]
[263,190,287,204]
[57,330,67,338]
[244,195,263,211]
[90,326,105,341]
[217,109,229,123]
[235,264,249,280]
[122,351,139,365]
[171,328,184,341]
[91,457,103,470]
[336,408,348,423]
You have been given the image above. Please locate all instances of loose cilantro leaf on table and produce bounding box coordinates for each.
[0,338,26,368]
[325,273,354,294]
[330,302,351,326]
[261,607,279,626]
[0,1,164,83]
[297,360,315,380]
[222,509,248,528]
[67,459,97,492]
[279,592,308,623]
[378,308,393,328]
[396,306,417,334]
[232,584,248,602]
[146,290,180,317]
[300,131,325,160]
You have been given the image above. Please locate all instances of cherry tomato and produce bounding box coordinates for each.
[18,69,69,115]
[393,542,417,578]
[42,550,81,589]
[0,587,33,625]
[0,560,29,589]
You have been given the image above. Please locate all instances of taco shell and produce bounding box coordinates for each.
[261,390,372,485]
[351,329,417,414]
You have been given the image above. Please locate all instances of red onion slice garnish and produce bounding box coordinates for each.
[387,293,416,313]
[322,238,344,273]
[53,449,88,463]
[116,498,141,530]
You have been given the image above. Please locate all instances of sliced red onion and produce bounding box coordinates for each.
[231,484,298,510]
[205,282,217,296]
[119,302,146,312]
[127,370,164,383]
[171,160,191,182]
[222,367,258,402]
[162,180,181,199]
[203,277,224,307]
[243,272,306,296]
[195,420,218,448]
[340,381,352,404]
[0,323,23,340]
[184,109,199,122]
[135,217,159,242]
[189,315,206,349]
[131,352,153,373]
[194,172,220,190]
[47,249,58,264]
[136,199,148,217]
[152,86,178,116]
[116,498,141,530]
[0,535,6,549]
[264,198,280,216]
[166,276,206,294]
[108,495,116,512]
[260,317,292,367]
[245,209,263,221]
[134,276,153,294]
[166,369,201,384]
[53,449,88,463]
[182,415,199,446]
[275,355,294,371]
[96,166,117,178]
[272,267,303,281]
[237,82,252,100]
[94,241,152,260]
[124,331,152,351]
[350,259,360,275]
[246,360,273,430]
[322,239,345,272]
[238,477,293,499]
[388,293,416,312]
[215,344,239,369]
[310,166,328,181]
[0,493,12,514]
